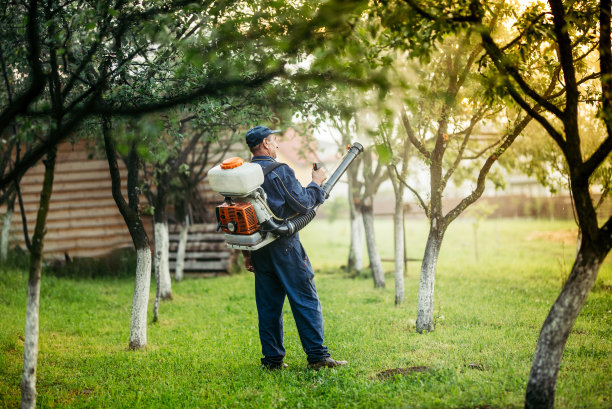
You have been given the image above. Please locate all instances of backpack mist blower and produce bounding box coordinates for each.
[208,142,364,251]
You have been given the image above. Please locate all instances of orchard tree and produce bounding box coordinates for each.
[380,117,412,305]
[358,126,388,288]
[475,2,612,407]
[305,88,366,274]
[383,0,612,407]
[383,26,536,331]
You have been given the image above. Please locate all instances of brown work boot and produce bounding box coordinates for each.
[308,357,347,370]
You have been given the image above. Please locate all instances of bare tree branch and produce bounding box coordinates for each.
[444,113,532,225]
[579,135,612,181]
[401,107,429,159]
[391,163,430,219]
[441,108,484,190]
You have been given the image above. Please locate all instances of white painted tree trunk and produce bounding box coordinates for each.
[392,200,405,305]
[129,248,152,349]
[154,222,172,300]
[21,149,55,409]
[362,203,385,288]
[349,208,364,272]
[416,229,442,333]
[174,222,189,282]
[21,270,40,409]
[1,209,12,261]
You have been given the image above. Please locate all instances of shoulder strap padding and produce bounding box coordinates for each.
[263,162,285,176]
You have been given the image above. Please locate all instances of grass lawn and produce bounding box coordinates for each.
[0,218,610,408]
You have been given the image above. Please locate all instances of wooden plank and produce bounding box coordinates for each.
[19,198,118,213]
[46,207,123,221]
[26,159,113,174]
[43,237,134,254]
[23,169,122,185]
[169,251,230,260]
[42,226,131,240]
[19,189,123,203]
[168,231,227,241]
[167,223,218,234]
[20,180,117,194]
[167,232,225,242]
[169,260,229,272]
[11,218,127,233]
[169,244,227,253]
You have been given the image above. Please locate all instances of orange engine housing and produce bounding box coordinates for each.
[216,201,259,235]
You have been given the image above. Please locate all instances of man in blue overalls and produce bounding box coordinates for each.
[242,126,347,370]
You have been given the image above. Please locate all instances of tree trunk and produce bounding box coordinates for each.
[174,220,189,282]
[131,247,152,346]
[392,195,405,305]
[153,173,172,300]
[153,238,161,323]
[347,167,363,273]
[348,197,364,273]
[103,118,152,350]
[20,148,55,409]
[362,198,385,288]
[154,220,172,299]
[1,206,12,261]
[416,226,443,333]
[525,244,606,409]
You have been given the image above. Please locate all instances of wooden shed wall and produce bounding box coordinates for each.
[1,140,240,271]
[1,141,140,259]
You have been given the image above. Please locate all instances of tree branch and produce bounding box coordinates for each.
[441,109,483,190]
[92,66,285,117]
[578,135,612,182]
[548,0,580,154]
[599,0,612,136]
[0,0,46,136]
[391,163,430,219]
[401,107,430,159]
[480,31,565,119]
[500,12,548,51]
[444,114,532,225]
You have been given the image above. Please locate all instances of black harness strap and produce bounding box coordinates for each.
[262,162,285,176]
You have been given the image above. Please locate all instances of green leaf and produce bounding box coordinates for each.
[375,143,392,164]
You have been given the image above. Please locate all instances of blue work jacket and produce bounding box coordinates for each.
[251,155,326,221]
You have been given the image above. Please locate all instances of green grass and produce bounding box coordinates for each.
[0,218,611,408]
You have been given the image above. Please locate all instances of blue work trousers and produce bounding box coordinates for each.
[251,236,330,366]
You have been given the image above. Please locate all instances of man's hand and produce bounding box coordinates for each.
[312,167,327,186]
[242,251,254,272]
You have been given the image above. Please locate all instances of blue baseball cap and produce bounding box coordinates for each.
[246,126,281,148]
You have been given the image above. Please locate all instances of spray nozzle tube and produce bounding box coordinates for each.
[268,142,363,237]
[321,142,364,199]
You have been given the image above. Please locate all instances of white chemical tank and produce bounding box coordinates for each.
[208,157,264,196]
